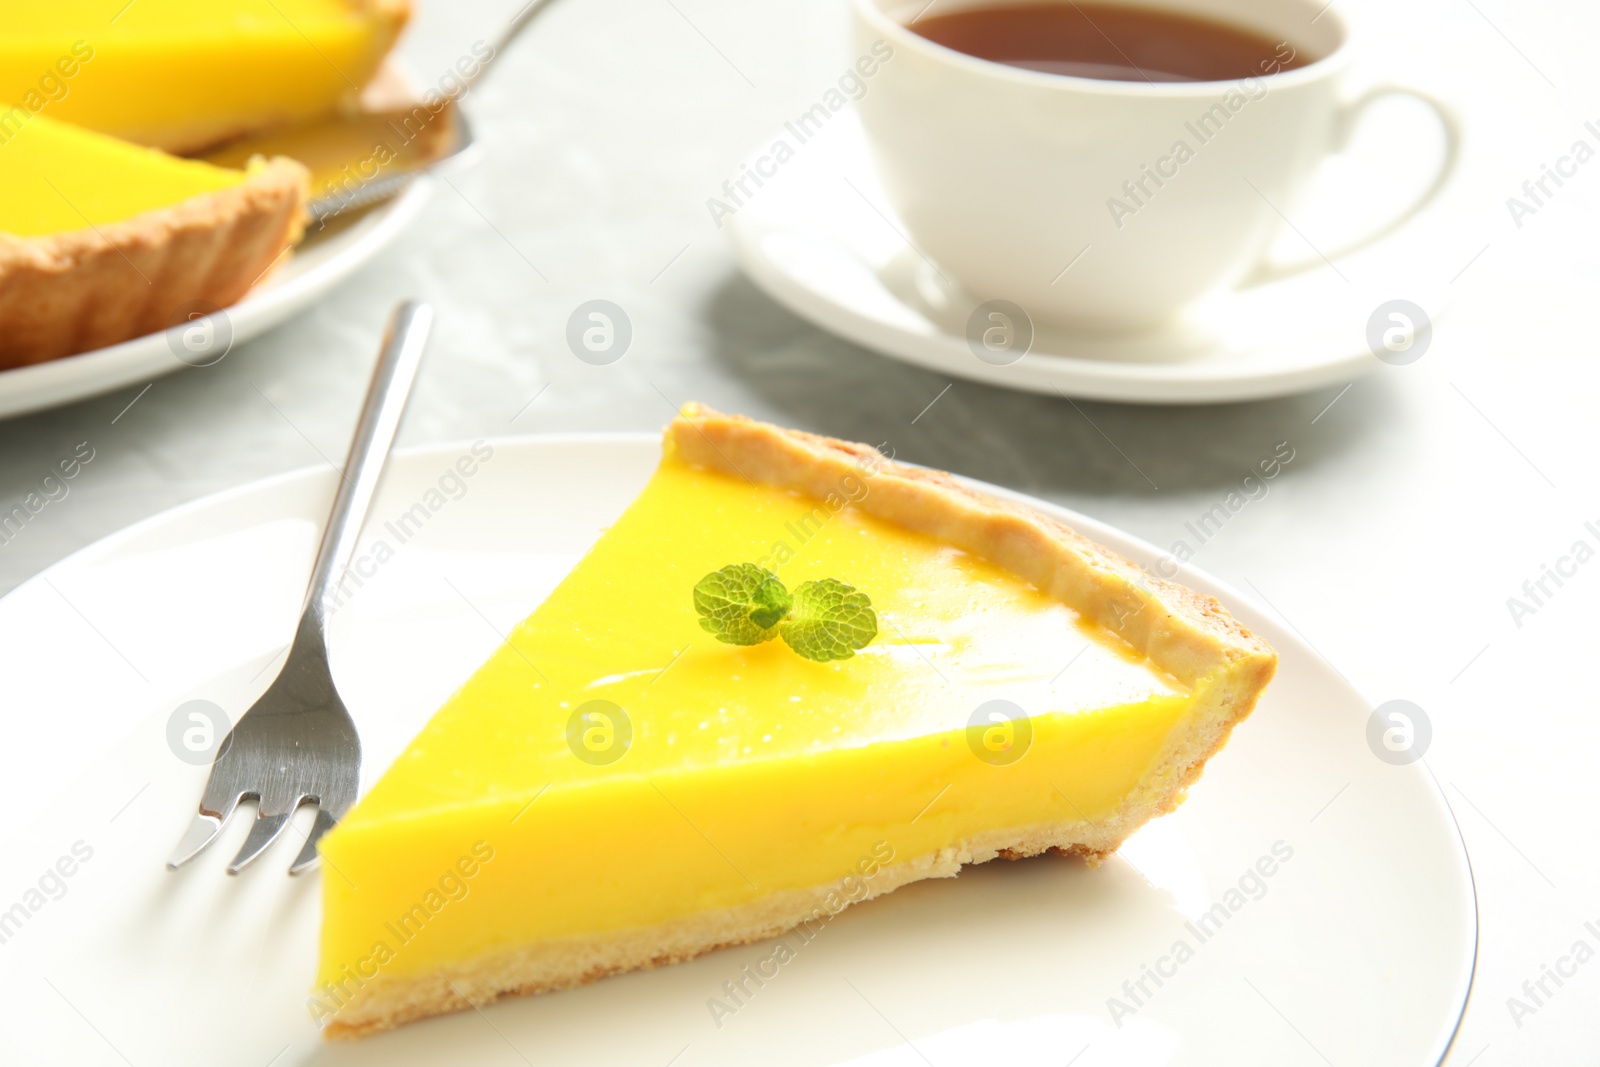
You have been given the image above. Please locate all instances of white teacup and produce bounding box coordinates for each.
[852,0,1459,334]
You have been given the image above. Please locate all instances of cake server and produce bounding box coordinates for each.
[202,0,562,226]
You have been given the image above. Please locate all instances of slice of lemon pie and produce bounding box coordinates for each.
[314,405,1277,1037]
[0,111,308,368]
[0,0,410,153]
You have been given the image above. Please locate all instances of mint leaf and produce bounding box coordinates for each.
[779,579,877,662]
[694,564,790,645]
[694,567,877,662]
[748,576,794,629]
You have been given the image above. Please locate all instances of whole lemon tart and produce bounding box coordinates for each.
[0,111,309,368]
[0,0,410,153]
[313,405,1277,1037]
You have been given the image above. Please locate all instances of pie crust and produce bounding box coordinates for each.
[668,404,1276,692]
[322,404,1278,1037]
[0,157,310,369]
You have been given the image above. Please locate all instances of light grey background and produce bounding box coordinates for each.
[2,0,1597,1060]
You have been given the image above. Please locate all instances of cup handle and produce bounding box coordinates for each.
[1242,84,1462,287]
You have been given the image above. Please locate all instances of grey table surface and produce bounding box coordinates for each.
[2,0,1597,1060]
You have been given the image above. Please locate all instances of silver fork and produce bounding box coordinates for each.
[167,300,433,876]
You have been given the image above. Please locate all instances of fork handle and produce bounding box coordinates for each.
[302,301,433,633]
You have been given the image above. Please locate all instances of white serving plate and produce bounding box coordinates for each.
[0,436,1474,1065]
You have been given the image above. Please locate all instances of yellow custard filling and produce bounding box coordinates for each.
[318,454,1198,987]
[0,110,248,237]
[0,0,405,152]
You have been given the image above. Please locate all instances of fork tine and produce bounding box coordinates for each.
[167,812,226,870]
[167,787,246,870]
[288,806,338,876]
[225,807,298,875]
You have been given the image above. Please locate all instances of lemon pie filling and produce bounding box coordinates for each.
[0,112,251,237]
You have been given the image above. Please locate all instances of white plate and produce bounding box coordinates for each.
[726,110,1453,404]
[0,179,433,421]
[0,436,1474,1066]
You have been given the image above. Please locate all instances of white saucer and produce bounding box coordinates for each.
[726,110,1451,404]
[0,179,433,422]
[0,436,1473,1065]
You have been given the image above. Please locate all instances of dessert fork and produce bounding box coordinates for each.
[167,300,433,876]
